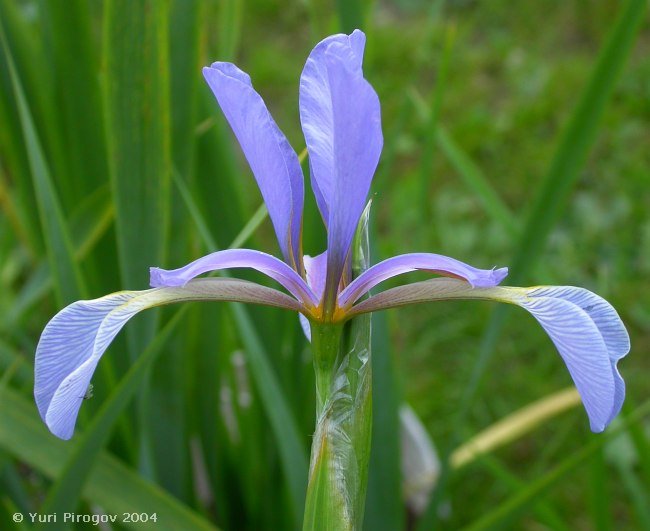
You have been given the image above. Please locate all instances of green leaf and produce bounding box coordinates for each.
[103,0,172,481]
[42,0,107,201]
[364,213,403,531]
[0,17,86,306]
[0,387,219,531]
[463,401,650,530]
[176,170,309,527]
[103,0,171,335]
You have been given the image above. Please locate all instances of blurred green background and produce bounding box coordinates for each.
[0,0,648,529]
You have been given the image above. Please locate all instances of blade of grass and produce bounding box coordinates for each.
[409,91,518,238]
[176,172,309,527]
[336,0,364,33]
[0,387,219,531]
[463,400,650,531]
[417,24,455,223]
[471,453,570,531]
[218,0,243,62]
[103,0,171,333]
[364,215,403,531]
[589,448,612,531]
[103,0,172,479]
[42,0,107,200]
[5,185,113,329]
[146,0,204,501]
[0,18,86,306]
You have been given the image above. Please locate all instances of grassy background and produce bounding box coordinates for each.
[0,0,648,529]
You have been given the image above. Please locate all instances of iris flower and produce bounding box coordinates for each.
[35,30,628,441]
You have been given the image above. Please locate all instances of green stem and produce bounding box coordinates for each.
[304,319,372,531]
[303,202,373,531]
[311,323,345,413]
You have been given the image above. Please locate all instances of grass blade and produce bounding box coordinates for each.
[463,401,650,531]
[0,18,85,306]
[103,0,171,309]
[176,171,309,526]
[0,387,219,531]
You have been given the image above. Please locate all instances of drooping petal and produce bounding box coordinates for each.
[522,286,629,426]
[337,253,508,308]
[35,278,302,440]
[203,63,304,267]
[150,249,318,307]
[299,30,383,305]
[349,279,628,432]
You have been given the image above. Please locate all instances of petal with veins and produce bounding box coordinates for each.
[35,278,301,439]
[299,30,382,304]
[338,253,508,308]
[299,31,365,222]
[203,63,304,266]
[150,248,318,307]
[349,279,628,431]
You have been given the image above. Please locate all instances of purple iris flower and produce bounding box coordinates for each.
[35,30,629,440]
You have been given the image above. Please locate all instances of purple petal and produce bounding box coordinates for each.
[347,278,628,431]
[338,253,508,308]
[150,249,318,307]
[299,30,382,303]
[299,31,365,222]
[35,279,302,439]
[524,286,629,427]
[203,63,304,267]
[519,295,617,432]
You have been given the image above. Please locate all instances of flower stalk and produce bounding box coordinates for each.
[304,210,373,531]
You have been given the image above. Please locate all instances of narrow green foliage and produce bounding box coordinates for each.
[435,126,518,237]
[42,0,107,201]
[508,0,647,284]
[103,0,171,310]
[0,388,219,531]
[218,0,243,61]
[418,25,454,222]
[363,214,402,531]
[175,169,308,527]
[464,401,650,531]
[0,20,86,306]
[418,1,647,527]
[336,0,364,33]
[103,0,172,481]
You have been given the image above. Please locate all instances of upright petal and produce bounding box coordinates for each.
[203,63,304,267]
[35,278,302,439]
[304,251,328,301]
[338,253,508,308]
[348,279,628,432]
[299,30,383,306]
[150,249,318,308]
[299,251,329,340]
[299,31,365,222]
